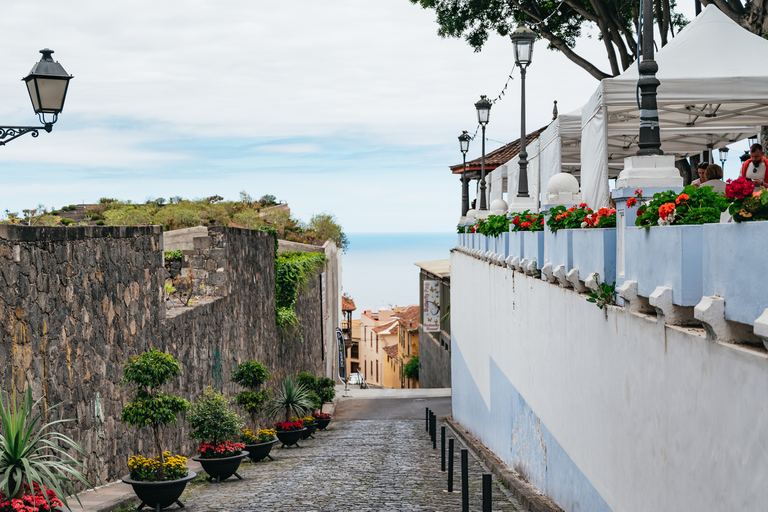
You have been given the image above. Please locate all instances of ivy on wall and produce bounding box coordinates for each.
[275,250,327,331]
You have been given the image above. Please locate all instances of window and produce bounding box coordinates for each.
[376,361,379,382]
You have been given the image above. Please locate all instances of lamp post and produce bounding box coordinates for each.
[636,0,662,156]
[718,147,729,170]
[474,96,491,211]
[0,49,73,146]
[510,26,536,198]
[458,131,471,216]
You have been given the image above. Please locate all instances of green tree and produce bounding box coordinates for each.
[120,349,189,480]
[232,361,272,420]
[187,387,244,447]
[307,213,349,252]
[403,356,419,380]
[409,0,687,80]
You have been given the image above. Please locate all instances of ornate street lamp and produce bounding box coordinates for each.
[635,0,662,156]
[718,147,729,169]
[475,95,491,211]
[510,26,536,198]
[1,49,73,146]
[458,131,471,216]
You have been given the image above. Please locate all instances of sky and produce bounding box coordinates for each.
[0,0,725,234]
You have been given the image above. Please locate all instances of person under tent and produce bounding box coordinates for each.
[741,143,768,186]
[701,164,726,193]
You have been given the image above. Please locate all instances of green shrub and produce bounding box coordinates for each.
[403,356,419,380]
[50,210,59,215]
[232,209,265,229]
[164,250,183,261]
[104,204,157,226]
[68,204,76,210]
[232,361,271,417]
[275,251,326,328]
[95,220,105,226]
[186,387,244,446]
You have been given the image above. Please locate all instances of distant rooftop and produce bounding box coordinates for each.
[415,260,450,279]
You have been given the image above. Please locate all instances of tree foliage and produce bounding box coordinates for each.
[307,213,349,252]
[186,387,244,446]
[232,361,272,417]
[403,356,420,380]
[410,0,687,79]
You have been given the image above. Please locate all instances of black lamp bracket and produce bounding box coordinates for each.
[0,124,53,146]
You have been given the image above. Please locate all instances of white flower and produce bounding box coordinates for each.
[580,222,589,228]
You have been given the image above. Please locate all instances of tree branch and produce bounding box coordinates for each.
[538,26,612,80]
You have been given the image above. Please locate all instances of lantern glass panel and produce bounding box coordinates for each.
[28,77,68,113]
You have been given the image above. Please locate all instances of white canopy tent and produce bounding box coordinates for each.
[580,4,767,208]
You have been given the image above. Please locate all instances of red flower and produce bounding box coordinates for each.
[725,176,755,200]
[520,221,532,228]
[658,202,676,220]
[512,216,520,225]
[579,203,587,208]
[634,189,643,196]
[675,193,689,205]
[637,207,646,216]
[626,197,637,207]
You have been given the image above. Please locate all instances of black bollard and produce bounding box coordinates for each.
[482,473,492,512]
[448,438,454,492]
[461,449,469,512]
[441,426,446,471]
[431,414,437,449]
[426,408,430,432]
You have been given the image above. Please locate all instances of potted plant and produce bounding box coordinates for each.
[313,412,332,430]
[240,428,276,462]
[187,387,247,483]
[120,349,195,511]
[0,386,91,512]
[298,416,317,439]
[231,361,275,462]
[266,377,314,448]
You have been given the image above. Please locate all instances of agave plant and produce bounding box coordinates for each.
[0,386,90,508]
[265,377,314,422]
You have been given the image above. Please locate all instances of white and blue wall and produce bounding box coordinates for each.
[451,249,768,512]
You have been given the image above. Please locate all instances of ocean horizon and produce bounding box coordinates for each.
[342,232,455,318]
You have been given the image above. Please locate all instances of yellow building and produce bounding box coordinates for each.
[395,305,420,388]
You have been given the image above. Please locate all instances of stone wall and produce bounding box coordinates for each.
[0,225,324,487]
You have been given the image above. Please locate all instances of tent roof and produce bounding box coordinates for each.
[584,4,766,162]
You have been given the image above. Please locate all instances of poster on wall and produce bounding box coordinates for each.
[423,280,440,332]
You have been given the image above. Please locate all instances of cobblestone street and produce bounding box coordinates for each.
[180,418,520,512]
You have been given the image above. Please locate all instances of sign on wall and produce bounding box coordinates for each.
[423,280,440,332]
[336,327,346,381]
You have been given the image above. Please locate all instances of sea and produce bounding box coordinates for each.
[341,232,456,318]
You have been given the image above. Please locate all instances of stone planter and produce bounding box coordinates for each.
[703,221,768,325]
[244,439,277,462]
[275,428,306,448]
[544,226,573,274]
[122,471,196,511]
[192,452,249,483]
[521,231,545,270]
[508,231,523,260]
[301,423,318,439]
[315,417,332,430]
[625,224,703,306]
[572,228,617,286]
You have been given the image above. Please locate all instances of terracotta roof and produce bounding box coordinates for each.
[395,305,419,330]
[450,126,549,177]
[373,319,398,335]
[342,296,356,311]
[383,345,399,359]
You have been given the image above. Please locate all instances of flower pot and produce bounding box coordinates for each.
[508,230,523,260]
[702,221,768,325]
[122,471,196,512]
[625,224,703,305]
[191,452,248,483]
[544,226,573,274]
[315,417,332,430]
[521,231,545,269]
[301,423,317,439]
[572,227,617,286]
[275,428,306,448]
[243,439,277,462]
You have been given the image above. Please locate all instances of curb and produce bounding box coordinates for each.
[444,417,563,512]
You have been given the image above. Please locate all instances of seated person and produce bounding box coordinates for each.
[691,162,708,188]
[741,143,768,186]
[701,164,726,193]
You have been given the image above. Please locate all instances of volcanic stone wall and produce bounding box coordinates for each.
[0,225,323,487]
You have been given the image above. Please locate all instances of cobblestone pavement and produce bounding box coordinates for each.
[180,420,519,512]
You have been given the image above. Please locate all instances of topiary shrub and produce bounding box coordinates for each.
[186,387,244,448]
[232,361,271,421]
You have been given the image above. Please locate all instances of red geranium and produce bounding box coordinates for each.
[725,176,755,200]
[626,197,637,207]
[0,484,62,512]
[313,412,331,419]
[197,440,244,459]
[274,421,304,432]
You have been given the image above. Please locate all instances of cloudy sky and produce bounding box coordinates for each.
[0,1,705,233]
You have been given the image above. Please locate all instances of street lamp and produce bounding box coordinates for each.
[0,49,73,146]
[718,147,729,169]
[458,131,471,216]
[474,95,491,211]
[635,0,662,156]
[510,25,536,198]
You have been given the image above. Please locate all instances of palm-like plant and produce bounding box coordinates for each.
[0,386,90,508]
[265,377,314,422]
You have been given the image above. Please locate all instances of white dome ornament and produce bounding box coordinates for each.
[546,173,581,205]
[489,199,508,215]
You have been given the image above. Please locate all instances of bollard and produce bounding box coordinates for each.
[431,414,437,449]
[441,426,446,471]
[426,408,430,432]
[482,473,492,512]
[461,449,469,512]
[448,438,454,492]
